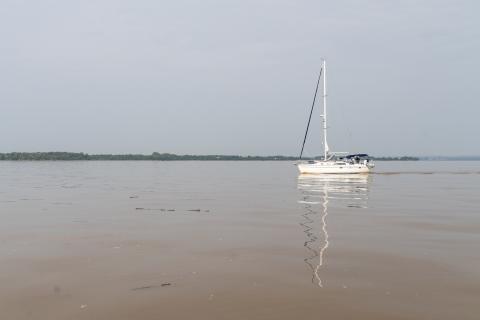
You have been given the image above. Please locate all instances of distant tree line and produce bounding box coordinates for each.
[0,152,299,161]
[0,152,419,161]
[0,152,90,161]
[420,156,480,161]
[371,156,419,161]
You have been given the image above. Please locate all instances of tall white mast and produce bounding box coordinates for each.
[322,59,329,161]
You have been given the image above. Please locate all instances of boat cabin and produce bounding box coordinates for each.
[340,154,372,165]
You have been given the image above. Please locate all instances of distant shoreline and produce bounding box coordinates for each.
[0,152,423,161]
[0,153,478,161]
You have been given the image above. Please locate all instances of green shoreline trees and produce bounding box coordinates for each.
[0,152,419,161]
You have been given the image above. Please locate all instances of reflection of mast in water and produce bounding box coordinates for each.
[297,174,370,287]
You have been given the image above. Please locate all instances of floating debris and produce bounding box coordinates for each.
[135,207,173,211]
[135,208,211,213]
[53,286,61,295]
[129,195,139,199]
[132,283,172,291]
[132,285,156,291]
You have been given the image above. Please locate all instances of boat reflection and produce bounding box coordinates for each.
[297,173,370,287]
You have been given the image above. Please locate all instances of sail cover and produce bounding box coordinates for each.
[345,154,369,158]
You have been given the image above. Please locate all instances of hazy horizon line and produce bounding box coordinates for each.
[1,151,479,160]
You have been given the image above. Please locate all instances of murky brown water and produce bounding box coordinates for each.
[0,161,479,319]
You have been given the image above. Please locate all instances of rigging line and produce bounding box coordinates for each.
[299,67,323,159]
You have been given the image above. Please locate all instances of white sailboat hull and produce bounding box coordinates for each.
[296,161,373,174]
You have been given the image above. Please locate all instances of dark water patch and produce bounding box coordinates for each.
[131,283,172,291]
[375,171,480,175]
[347,204,365,208]
[374,172,434,175]
[61,184,82,189]
[135,208,210,213]
[135,208,175,212]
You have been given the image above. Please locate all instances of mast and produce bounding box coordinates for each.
[322,59,329,161]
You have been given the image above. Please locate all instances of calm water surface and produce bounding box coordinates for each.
[0,161,479,319]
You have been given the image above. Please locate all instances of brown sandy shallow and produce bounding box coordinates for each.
[0,161,479,319]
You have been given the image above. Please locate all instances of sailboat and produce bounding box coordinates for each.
[296,60,374,174]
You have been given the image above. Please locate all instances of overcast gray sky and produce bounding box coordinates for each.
[1,0,478,156]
